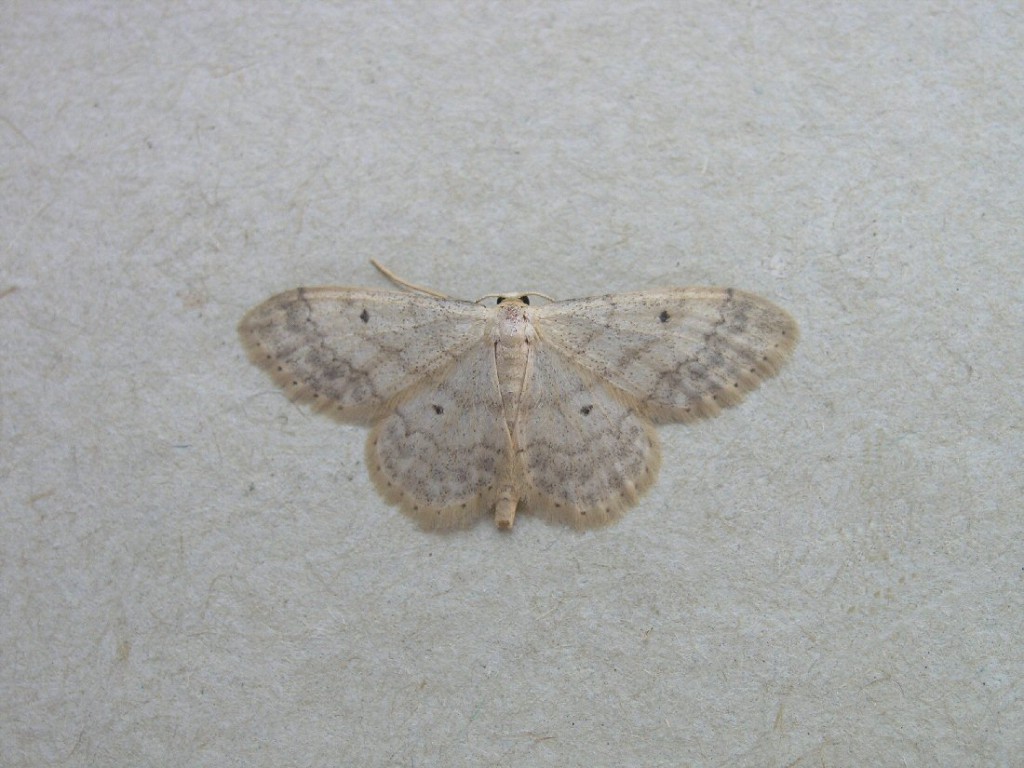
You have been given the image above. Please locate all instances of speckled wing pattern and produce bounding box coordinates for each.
[367,341,511,529]
[516,340,661,529]
[240,280,797,531]
[239,288,490,423]
[534,289,798,423]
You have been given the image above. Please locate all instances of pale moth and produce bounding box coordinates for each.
[240,262,797,531]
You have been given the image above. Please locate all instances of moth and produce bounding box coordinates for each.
[239,262,797,530]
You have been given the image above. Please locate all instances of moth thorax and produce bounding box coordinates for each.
[495,302,535,347]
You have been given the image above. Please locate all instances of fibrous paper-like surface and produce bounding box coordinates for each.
[239,275,797,530]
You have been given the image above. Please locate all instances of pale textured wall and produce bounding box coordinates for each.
[2,3,1021,766]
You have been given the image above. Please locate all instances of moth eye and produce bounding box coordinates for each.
[496,296,506,305]
[521,295,530,305]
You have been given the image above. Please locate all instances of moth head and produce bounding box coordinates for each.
[495,294,531,306]
[483,290,555,306]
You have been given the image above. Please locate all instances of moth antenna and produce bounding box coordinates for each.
[370,260,449,299]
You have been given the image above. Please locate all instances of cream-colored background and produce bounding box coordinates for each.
[3,3,1021,766]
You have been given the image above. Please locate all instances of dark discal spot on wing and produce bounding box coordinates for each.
[580,405,592,415]
[432,404,444,415]
[359,308,369,323]
[659,309,670,323]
